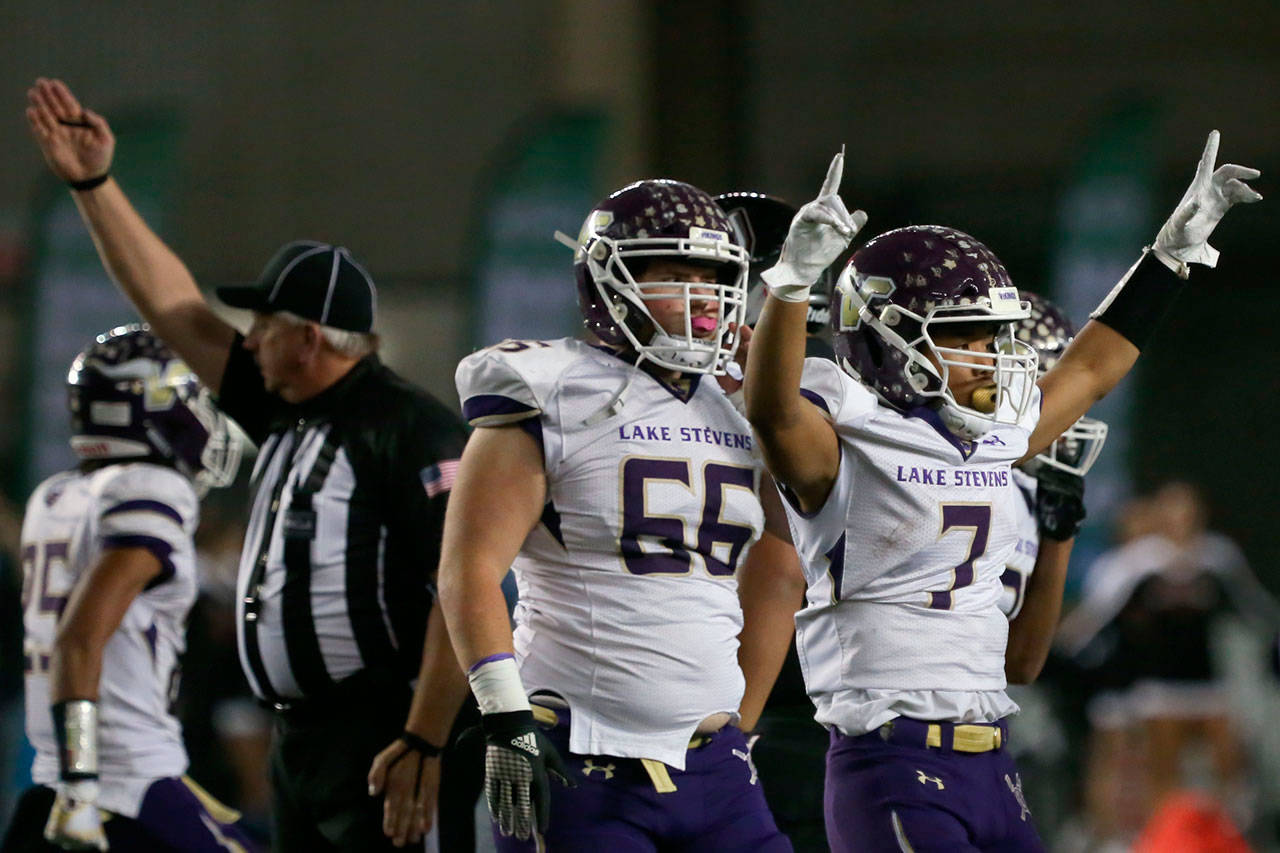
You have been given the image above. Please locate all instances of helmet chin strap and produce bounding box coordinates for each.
[937,400,996,441]
[912,344,1002,440]
[581,350,645,427]
[646,329,720,371]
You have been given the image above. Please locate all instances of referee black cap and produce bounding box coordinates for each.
[217,241,377,333]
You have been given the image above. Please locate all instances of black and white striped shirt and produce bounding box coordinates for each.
[218,338,467,705]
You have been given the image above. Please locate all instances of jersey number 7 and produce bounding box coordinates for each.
[927,504,991,610]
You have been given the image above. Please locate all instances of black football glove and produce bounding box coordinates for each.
[479,710,573,840]
[1035,467,1086,541]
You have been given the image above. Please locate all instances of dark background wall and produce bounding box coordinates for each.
[2,0,1277,574]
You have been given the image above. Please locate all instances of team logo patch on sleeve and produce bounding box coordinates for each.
[420,460,460,498]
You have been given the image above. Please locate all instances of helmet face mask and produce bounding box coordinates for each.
[68,325,241,492]
[1030,416,1108,477]
[1014,291,1109,476]
[832,226,1038,439]
[575,180,749,376]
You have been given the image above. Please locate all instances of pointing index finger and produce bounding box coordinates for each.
[1196,130,1220,181]
[819,149,844,198]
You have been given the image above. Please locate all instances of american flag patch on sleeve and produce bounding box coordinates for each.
[420,460,460,498]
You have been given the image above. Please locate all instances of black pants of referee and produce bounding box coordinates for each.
[268,673,483,852]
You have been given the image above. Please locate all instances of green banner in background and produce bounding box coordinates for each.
[471,110,608,348]
[1046,100,1159,587]
[20,111,183,494]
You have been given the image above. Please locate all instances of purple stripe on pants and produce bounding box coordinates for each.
[824,719,1044,852]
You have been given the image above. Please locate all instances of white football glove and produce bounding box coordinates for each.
[44,779,108,850]
[1154,130,1262,271]
[760,149,867,302]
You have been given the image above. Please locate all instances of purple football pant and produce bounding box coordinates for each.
[493,715,791,852]
[824,719,1045,852]
[2,777,258,852]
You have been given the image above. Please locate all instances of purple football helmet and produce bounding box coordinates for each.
[571,180,749,375]
[715,192,833,334]
[1016,291,1108,476]
[67,325,240,491]
[832,225,1038,439]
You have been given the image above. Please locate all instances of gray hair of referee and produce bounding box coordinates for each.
[272,310,380,359]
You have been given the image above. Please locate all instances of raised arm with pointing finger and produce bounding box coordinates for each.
[26,77,236,393]
[743,137,1261,852]
[1026,130,1263,461]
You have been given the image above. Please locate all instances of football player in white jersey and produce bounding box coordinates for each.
[2,326,253,852]
[382,179,800,851]
[1001,291,1107,684]
[744,136,1260,851]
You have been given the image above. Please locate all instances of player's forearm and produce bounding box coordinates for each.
[744,296,810,433]
[1028,322,1136,460]
[49,633,105,703]
[1005,539,1073,684]
[438,556,516,673]
[403,599,470,746]
[73,180,206,324]
[736,598,799,732]
[736,535,805,731]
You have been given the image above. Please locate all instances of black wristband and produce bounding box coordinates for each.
[399,730,444,758]
[1091,249,1187,351]
[481,708,536,739]
[68,173,109,192]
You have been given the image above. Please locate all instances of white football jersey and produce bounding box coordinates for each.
[998,468,1041,619]
[457,338,763,768]
[22,463,198,817]
[782,359,1041,736]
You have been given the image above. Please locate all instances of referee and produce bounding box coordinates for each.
[27,77,474,851]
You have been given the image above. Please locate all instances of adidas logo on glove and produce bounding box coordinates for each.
[510,733,540,757]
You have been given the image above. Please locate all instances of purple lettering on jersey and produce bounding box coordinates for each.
[38,541,70,617]
[698,464,756,576]
[927,504,992,610]
[622,423,753,450]
[620,458,693,575]
[620,458,758,577]
[893,466,1011,488]
[22,541,72,618]
[19,544,35,609]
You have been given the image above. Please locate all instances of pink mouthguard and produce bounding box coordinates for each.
[691,316,717,333]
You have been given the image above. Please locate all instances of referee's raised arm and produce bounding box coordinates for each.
[26,77,235,393]
[29,74,477,852]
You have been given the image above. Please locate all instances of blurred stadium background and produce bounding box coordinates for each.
[2,2,1278,850]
